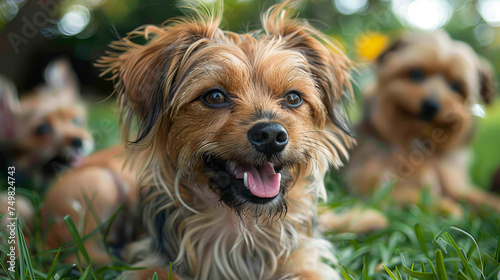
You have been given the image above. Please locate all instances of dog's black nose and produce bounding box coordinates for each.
[248,122,288,156]
[419,98,440,121]
[71,138,83,149]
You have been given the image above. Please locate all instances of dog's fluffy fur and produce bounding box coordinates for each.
[346,31,500,215]
[42,1,355,279]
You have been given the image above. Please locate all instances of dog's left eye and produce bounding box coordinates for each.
[35,123,52,135]
[449,81,463,94]
[284,91,303,107]
[409,68,425,82]
[201,89,229,108]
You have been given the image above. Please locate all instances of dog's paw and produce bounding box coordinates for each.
[319,207,389,233]
[288,263,341,280]
[438,198,463,217]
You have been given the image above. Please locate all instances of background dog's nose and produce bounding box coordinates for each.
[419,98,440,121]
[71,138,83,149]
[248,122,288,156]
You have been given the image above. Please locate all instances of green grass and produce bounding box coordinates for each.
[323,181,500,280]
[1,100,499,279]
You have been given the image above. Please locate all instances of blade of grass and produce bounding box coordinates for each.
[361,258,369,280]
[80,265,92,280]
[0,259,14,280]
[456,270,470,280]
[445,232,477,280]
[484,254,500,268]
[395,267,402,280]
[435,250,447,280]
[63,215,91,265]
[57,204,125,261]
[400,264,436,280]
[103,204,126,264]
[46,247,61,280]
[415,224,429,258]
[169,262,173,280]
[495,225,500,262]
[152,272,159,280]
[485,266,500,280]
[382,265,400,280]
[16,222,35,280]
[409,263,414,280]
[340,265,355,280]
[450,227,483,273]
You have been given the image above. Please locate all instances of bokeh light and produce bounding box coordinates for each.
[392,0,452,31]
[333,0,368,15]
[0,0,20,23]
[474,23,495,46]
[477,0,500,27]
[58,5,91,36]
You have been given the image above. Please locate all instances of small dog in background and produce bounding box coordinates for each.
[42,1,356,279]
[0,58,94,187]
[346,31,500,215]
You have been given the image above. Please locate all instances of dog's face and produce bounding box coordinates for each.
[100,4,353,219]
[0,59,93,176]
[372,32,496,151]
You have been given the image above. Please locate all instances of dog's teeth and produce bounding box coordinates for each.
[243,172,249,189]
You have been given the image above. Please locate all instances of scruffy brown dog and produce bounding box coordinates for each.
[346,31,500,215]
[0,58,94,186]
[42,1,355,279]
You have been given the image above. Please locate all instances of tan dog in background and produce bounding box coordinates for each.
[0,58,94,186]
[346,32,500,215]
[42,1,356,279]
[42,147,141,264]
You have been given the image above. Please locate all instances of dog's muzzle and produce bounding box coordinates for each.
[247,122,288,157]
[419,98,440,121]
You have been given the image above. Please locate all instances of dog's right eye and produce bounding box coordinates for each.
[409,68,425,82]
[200,89,229,108]
[35,123,52,135]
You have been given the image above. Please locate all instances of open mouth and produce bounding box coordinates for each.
[42,152,85,174]
[204,156,288,205]
[225,161,281,199]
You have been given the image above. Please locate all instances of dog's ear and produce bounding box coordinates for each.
[0,75,20,140]
[44,57,81,106]
[376,39,404,65]
[477,57,497,104]
[262,1,355,137]
[98,14,223,144]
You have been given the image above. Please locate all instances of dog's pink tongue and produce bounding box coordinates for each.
[235,162,281,198]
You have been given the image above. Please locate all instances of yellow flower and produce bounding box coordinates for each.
[356,33,390,61]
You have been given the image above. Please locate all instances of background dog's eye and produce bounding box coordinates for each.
[284,91,303,107]
[35,123,52,135]
[201,89,229,107]
[409,68,425,82]
[449,81,463,94]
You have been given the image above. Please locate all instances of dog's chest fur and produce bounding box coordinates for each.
[142,181,319,280]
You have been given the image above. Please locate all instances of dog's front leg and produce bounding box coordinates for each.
[438,161,500,212]
[279,243,341,280]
